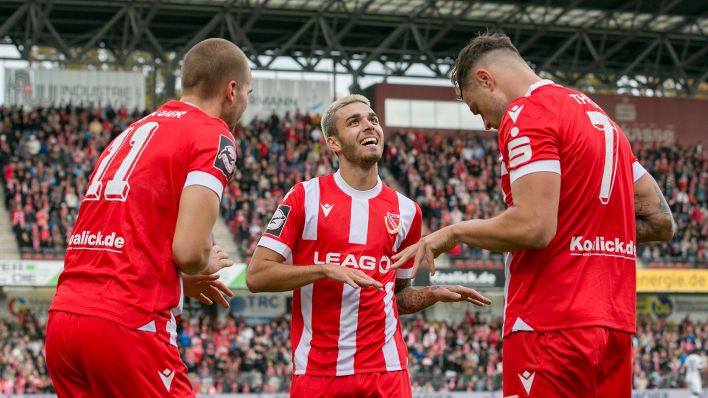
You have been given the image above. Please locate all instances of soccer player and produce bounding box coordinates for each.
[683,349,705,397]
[392,33,675,397]
[246,95,492,398]
[45,38,252,398]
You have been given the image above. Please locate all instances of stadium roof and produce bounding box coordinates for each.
[1,0,707,96]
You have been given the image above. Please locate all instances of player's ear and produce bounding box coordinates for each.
[325,135,341,153]
[225,81,237,103]
[474,69,492,90]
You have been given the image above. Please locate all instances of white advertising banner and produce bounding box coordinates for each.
[228,291,288,318]
[0,260,63,286]
[243,78,331,121]
[4,68,145,109]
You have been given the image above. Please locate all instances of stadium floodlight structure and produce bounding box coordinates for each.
[1,0,707,100]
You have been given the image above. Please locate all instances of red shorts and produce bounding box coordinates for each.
[502,327,631,398]
[45,311,194,398]
[291,369,411,398]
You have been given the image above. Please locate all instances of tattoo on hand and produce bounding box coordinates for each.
[394,279,437,315]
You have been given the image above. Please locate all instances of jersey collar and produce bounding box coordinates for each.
[334,170,382,200]
[525,79,555,97]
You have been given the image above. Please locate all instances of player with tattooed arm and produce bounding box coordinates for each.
[247,95,492,398]
[392,33,675,398]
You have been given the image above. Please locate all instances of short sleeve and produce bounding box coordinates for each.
[499,99,561,185]
[395,203,422,279]
[257,184,305,261]
[183,126,237,200]
[632,156,647,182]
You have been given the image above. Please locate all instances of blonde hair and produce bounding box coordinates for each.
[320,94,370,138]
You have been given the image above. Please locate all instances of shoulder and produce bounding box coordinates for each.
[382,184,421,216]
[282,175,326,204]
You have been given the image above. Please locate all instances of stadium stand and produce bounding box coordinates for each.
[0,104,145,260]
[1,106,705,267]
[0,310,705,394]
[381,132,706,268]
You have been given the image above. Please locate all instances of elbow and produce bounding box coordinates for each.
[245,264,263,293]
[245,275,261,293]
[524,222,557,249]
[660,217,677,242]
[173,243,209,275]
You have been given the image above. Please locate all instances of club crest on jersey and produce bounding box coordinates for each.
[265,205,291,237]
[385,212,402,235]
[213,135,237,178]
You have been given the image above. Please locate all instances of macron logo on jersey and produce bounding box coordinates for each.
[519,371,535,395]
[158,368,175,392]
[320,203,334,217]
[507,104,524,123]
[570,235,636,258]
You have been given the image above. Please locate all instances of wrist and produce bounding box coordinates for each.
[426,285,441,302]
[316,264,331,281]
[447,224,460,246]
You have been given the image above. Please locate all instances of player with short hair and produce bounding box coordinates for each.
[392,33,675,397]
[247,94,492,398]
[45,38,252,398]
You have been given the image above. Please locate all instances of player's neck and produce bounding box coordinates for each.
[337,163,379,191]
[507,72,543,101]
[179,95,221,119]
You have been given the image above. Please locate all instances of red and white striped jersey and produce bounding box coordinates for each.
[497,80,643,337]
[50,101,237,346]
[258,171,422,376]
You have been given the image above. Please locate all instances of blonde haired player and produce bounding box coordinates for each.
[248,94,491,398]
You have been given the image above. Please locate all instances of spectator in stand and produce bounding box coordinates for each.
[0,104,145,259]
[0,313,54,394]
[2,310,705,393]
[1,105,704,267]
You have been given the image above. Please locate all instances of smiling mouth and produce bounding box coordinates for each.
[360,137,378,147]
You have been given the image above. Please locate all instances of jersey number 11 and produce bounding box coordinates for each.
[84,122,159,202]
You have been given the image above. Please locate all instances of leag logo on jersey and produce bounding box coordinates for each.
[265,204,291,237]
[214,135,237,178]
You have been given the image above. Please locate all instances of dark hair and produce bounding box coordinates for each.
[450,32,521,98]
[181,38,248,98]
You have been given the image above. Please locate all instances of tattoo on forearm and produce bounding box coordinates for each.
[635,181,675,244]
[395,279,438,315]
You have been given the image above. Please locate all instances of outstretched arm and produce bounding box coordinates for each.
[392,172,560,276]
[394,278,491,315]
[246,246,383,293]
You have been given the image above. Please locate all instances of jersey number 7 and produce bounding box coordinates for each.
[586,111,618,205]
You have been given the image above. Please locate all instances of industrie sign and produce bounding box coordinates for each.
[5,68,145,109]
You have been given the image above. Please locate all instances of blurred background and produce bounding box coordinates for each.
[0,0,706,396]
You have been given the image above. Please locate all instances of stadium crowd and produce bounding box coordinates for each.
[0,104,145,258]
[0,105,705,267]
[0,309,706,394]
[381,131,707,268]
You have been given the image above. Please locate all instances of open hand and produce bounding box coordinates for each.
[322,264,383,291]
[431,285,492,307]
[182,273,234,309]
[391,226,457,278]
[201,245,234,275]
